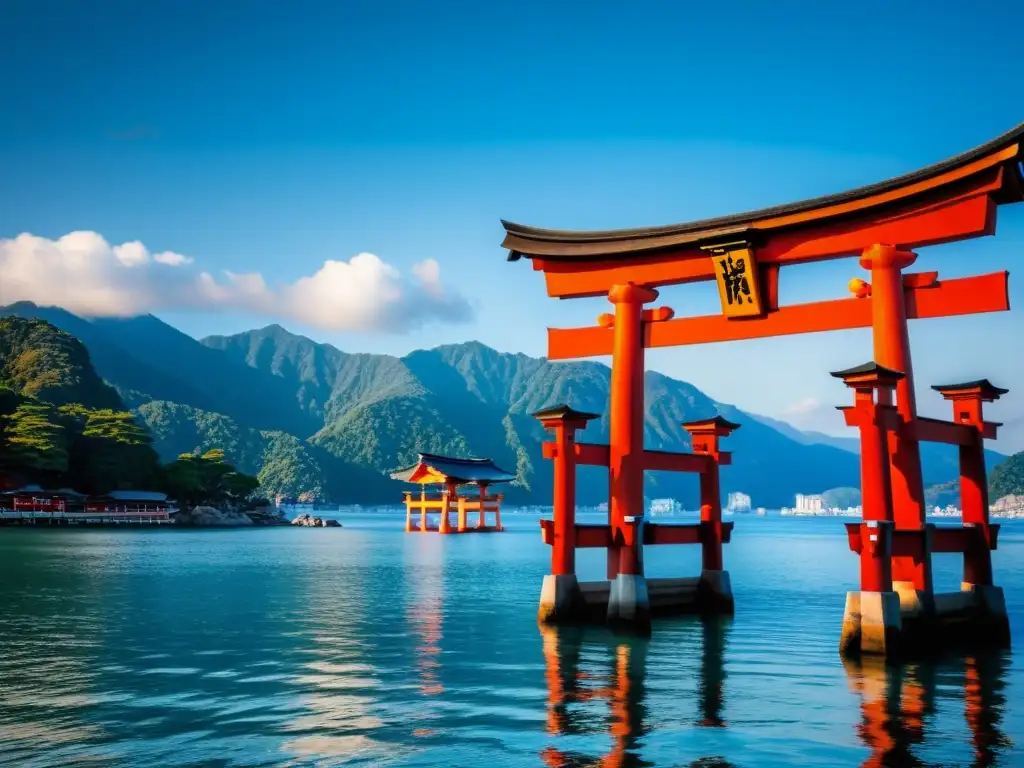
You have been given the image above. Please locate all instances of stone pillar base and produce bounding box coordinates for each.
[962,583,1011,648]
[840,590,902,658]
[893,580,935,618]
[607,574,651,635]
[697,569,735,615]
[537,574,585,625]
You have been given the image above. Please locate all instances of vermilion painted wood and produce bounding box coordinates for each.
[544,441,718,473]
[642,524,701,545]
[607,284,655,578]
[537,186,997,299]
[542,441,613,466]
[641,450,710,474]
[540,522,615,549]
[540,521,737,548]
[931,527,974,554]
[547,271,1009,360]
[909,417,976,446]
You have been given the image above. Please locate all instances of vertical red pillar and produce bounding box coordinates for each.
[961,430,993,588]
[439,482,456,533]
[536,406,601,574]
[683,416,740,574]
[535,405,600,624]
[551,427,576,575]
[831,362,903,523]
[477,482,489,529]
[856,521,894,593]
[700,466,723,571]
[544,414,581,573]
[859,245,930,595]
[933,380,1008,588]
[833,362,905,657]
[606,283,658,579]
[854,391,896,526]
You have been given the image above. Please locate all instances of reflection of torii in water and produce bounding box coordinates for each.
[406,557,445,699]
[408,598,443,697]
[843,653,1010,768]
[540,620,735,768]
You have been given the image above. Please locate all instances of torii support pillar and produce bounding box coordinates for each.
[604,283,672,634]
[857,245,933,614]
[535,405,599,625]
[683,416,739,614]
[833,362,905,658]
[438,482,456,534]
[933,380,1011,647]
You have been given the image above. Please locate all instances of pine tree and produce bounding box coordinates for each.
[0,401,69,480]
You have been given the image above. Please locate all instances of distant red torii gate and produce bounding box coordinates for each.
[502,122,1023,648]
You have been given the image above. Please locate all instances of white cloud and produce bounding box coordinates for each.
[113,241,149,267]
[0,231,473,333]
[153,251,193,266]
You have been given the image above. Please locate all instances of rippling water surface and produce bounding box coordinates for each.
[1,514,1023,767]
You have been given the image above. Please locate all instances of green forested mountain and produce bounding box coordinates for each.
[0,316,122,409]
[135,399,393,502]
[203,324,423,426]
[1,302,1009,507]
[204,325,867,504]
[989,454,1024,500]
[0,317,160,491]
[1,302,315,437]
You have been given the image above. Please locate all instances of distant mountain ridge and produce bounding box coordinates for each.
[0,302,1007,506]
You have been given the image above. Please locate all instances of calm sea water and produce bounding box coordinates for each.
[1,513,1023,768]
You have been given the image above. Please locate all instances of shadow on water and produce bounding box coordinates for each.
[843,652,1013,768]
[539,617,738,768]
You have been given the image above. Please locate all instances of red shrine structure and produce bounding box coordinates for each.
[391,453,513,534]
[502,122,1023,649]
[0,487,172,525]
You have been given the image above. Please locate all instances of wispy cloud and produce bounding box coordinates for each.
[0,231,473,333]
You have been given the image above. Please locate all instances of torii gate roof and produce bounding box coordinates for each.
[390,453,516,485]
[502,122,1024,262]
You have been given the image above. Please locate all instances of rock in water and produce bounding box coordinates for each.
[245,501,290,526]
[291,513,342,528]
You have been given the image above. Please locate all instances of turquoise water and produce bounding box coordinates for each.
[1,514,1022,767]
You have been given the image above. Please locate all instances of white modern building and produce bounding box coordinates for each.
[794,493,824,513]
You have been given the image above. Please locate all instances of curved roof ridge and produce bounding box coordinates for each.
[502,121,1024,251]
[390,453,516,484]
[417,452,496,465]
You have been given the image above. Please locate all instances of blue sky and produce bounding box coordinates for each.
[1,0,1023,436]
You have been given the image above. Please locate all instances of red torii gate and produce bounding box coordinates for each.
[502,122,1023,648]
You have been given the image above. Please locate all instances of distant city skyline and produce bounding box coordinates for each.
[2,1,1023,437]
